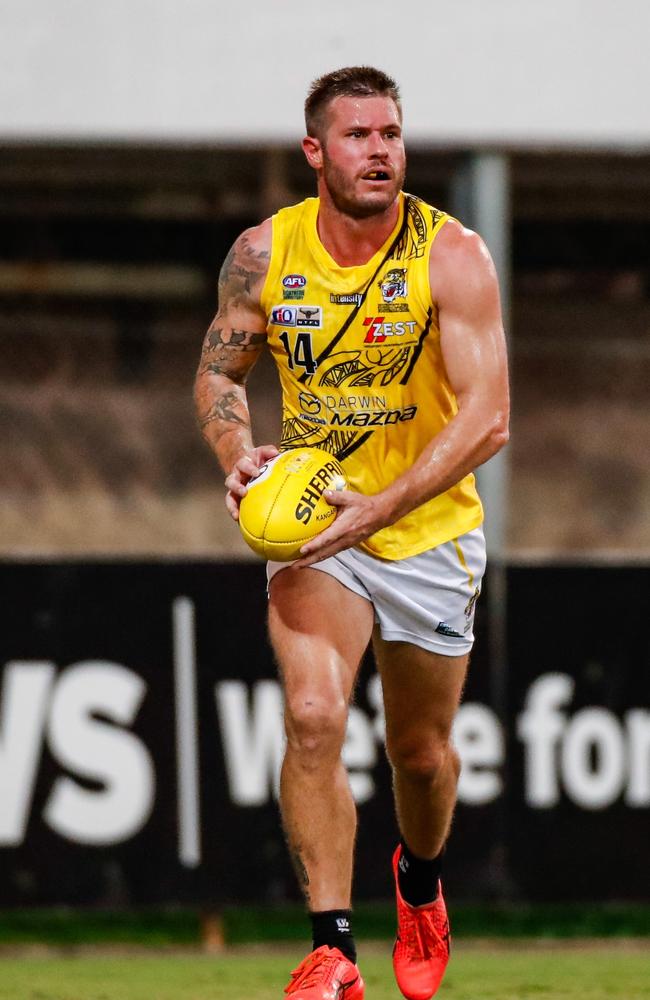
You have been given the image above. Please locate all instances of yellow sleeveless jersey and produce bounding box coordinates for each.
[259,192,483,560]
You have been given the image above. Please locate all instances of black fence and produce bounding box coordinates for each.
[0,561,648,906]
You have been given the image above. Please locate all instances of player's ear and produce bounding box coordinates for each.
[302,135,323,170]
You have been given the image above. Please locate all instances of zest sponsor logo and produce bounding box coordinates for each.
[363,316,385,343]
[363,316,418,343]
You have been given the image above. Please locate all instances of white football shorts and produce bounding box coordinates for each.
[267,525,486,657]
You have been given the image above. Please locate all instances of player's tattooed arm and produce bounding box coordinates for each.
[194,220,272,474]
[198,324,267,386]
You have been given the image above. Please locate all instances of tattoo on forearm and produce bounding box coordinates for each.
[204,327,266,354]
[199,327,266,382]
[198,390,250,433]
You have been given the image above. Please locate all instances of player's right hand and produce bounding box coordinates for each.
[224,444,280,520]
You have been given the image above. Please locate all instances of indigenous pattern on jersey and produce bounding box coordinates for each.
[259,192,483,560]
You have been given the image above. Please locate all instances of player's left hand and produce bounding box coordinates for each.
[294,489,390,567]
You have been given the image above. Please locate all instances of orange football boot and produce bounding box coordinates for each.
[284,945,365,1000]
[392,845,451,1000]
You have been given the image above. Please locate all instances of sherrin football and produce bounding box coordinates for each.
[238,448,347,561]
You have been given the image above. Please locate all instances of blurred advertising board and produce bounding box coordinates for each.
[0,561,648,905]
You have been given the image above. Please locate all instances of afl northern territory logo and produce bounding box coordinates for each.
[283,274,306,301]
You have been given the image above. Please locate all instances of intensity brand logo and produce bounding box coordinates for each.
[331,292,363,306]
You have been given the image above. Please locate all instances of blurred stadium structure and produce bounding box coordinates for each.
[1,143,649,557]
[1,0,649,559]
[0,1,648,910]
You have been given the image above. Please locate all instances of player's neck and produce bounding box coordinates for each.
[315,189,401,267]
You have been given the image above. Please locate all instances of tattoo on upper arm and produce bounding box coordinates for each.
[217,234,270,302]
[199,230,270,381]
[217,244,236,295]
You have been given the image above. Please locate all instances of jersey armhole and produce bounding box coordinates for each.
[259,214,278,315]
[422,212,456,314]
[412,212,451,317]
[431,212,452,244]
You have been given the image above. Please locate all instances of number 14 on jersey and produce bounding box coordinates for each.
[279,331,318,375]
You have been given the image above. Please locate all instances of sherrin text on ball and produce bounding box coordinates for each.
[238,447,347,561]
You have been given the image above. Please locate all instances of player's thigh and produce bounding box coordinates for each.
[372,627,469,751]
[269,565,374,709]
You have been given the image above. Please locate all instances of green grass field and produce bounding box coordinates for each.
[0,945,648,1000]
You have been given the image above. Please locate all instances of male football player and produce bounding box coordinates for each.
[194,66,509,1000]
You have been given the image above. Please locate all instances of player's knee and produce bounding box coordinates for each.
[284,694,347,763]
[388,735,459,783]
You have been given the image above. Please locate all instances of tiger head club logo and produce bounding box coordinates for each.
[379,267,407,303]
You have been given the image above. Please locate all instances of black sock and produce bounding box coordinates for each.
[310,909,357,963]
[397,839,442,906]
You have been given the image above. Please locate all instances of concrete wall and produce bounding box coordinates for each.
[1,0,649,147]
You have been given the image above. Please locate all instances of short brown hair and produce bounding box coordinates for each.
[305,66,401,138]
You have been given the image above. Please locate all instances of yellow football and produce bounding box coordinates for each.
[238,448,347,561]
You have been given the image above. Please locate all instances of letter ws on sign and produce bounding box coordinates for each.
[0,660,154,846]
